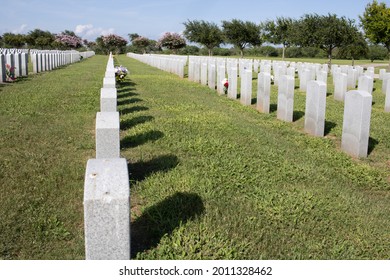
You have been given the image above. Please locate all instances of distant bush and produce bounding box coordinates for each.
[368,45,388,62]
[285,46,326,58]
[245,46,279,57]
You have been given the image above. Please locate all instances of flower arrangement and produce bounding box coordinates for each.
[114,65,128,82]
[5,64,16,82]
[221,78,229,94]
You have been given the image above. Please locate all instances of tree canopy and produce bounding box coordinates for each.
[183,20,224,56]
[360,0,390,67]
[157,32,186,53]
[291,13,358,65]
[222,19,262,57]
[263,17,295,60]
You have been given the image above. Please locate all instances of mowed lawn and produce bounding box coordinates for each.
[1,54,389,259]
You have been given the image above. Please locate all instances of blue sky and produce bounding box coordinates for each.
[0,0,382,42]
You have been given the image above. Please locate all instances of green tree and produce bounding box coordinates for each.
[183,20,224,56]
[337,31,368,65]
[360,0,390,68]
[222,19,262,57]
[131,36,152,53]
[368,44,388,62]
[128,33,140,42]
[96,34,128,54]
[263,17,295,60]
[157,32,186,54]
[25,29,55,49]
[291,13,356,66]
[2,32,26,48]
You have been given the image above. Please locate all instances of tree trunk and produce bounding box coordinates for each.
[282,45,285,61]
[240,48,244,58]
[328,46,333,68]
[208,48,212,56]
[352,57,355,66]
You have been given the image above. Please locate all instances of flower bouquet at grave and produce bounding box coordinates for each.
[5,64,16,82]
[114,65,128,82]
[221,78,229,94]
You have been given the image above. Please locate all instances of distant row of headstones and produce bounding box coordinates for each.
[127,53,186,78]
[0,48,95,82]
[128,53,390,158]
[83,53,131,260]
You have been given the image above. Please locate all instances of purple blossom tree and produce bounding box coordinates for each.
[158,32,186,54]
[55,32,83,49]
[97,34,128,54]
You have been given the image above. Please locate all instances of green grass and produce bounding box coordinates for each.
[115,55,390,259]
[1,54,389,260]
[0,56,104,259]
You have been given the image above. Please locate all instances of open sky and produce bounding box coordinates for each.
[0,0,382,42]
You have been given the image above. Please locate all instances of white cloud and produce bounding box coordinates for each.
[74,24,115,40]
[12,24,28,34]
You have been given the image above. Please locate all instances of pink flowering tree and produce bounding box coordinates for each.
[97,34,128,54]
[55,32,83,49]
[132,36,151,54]
[158,32,186,54]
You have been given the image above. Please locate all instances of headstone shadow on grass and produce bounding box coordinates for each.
[368,137,379,155]
[121,130,164,149]
[120,115,154,131]
[119,106,149,115]
[293,110,305,122]
[117,97,143,106]
[324,120,337,136]
[270,104,277,113]
[131,191,204,258]
[117,80,137,93]
[128,154,179,183]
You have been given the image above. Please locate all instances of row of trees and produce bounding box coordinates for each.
[1,1,389,63]
[0,28,129,55]
[128,1,390,66]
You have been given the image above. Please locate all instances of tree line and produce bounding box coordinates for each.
[1,1,389,64]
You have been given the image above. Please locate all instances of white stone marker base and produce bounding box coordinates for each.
[84,158,130,260]
[100,88,117,112]
[277,75,295,122]
[304,81,327,136]
[341,90,372,158]
[96,112,120,159]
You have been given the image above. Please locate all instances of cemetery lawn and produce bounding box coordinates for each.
[0,54,389,260]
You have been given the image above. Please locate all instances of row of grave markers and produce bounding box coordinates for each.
[83,53,131,260]
[128,53,390,158]
[0,48,95,82]
[127,53,186,78]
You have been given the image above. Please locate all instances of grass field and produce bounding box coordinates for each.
[0,54,389,259]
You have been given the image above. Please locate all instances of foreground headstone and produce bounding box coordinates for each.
[334,73,348,101]
[103,77,116,89]
[208,64,216,90]
[217,65,226,95]
[228,67,238,99]
[305,81,327,136]
[341,90,372,158]
[382,73,390,95]
[277,75,295,122]
[0,54,5,82]
[385,82,390,112]
[100,88,117,112]
[84,158,130,259]
[201,63,207,86]
[257,72,271,113]
[96,112,120,159]
[358,75,374,95]
[240,70,252,105]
